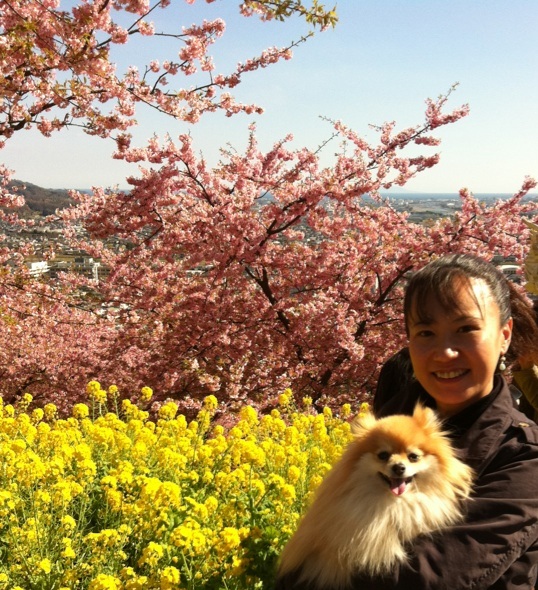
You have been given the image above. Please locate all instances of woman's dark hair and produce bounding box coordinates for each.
[403,253,538,362]
[506,284,538,363]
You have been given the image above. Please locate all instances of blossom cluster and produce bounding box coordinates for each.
[0,0,334,139]
[0,384,362,589]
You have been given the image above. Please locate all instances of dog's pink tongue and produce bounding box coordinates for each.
[390,479,407,496]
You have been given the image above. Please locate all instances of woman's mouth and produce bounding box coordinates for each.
[434,369,468,380]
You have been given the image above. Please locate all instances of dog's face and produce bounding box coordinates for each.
[350,407,450,497]
[368,441,438,496]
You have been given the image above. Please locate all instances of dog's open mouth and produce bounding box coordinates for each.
[379,473,413,496]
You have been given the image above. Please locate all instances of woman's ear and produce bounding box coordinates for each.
[501,316,513,354]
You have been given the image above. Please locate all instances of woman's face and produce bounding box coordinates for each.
[407,278,513,416]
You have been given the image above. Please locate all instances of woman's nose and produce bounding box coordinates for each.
[433,340,459,360]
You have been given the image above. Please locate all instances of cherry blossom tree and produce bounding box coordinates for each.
[0,0,336,408]
[64,98,537,414]
[0,0,536,414]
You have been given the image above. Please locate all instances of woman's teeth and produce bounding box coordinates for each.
[435,370,466,379]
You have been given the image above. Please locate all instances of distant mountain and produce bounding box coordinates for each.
[6,180,75,216]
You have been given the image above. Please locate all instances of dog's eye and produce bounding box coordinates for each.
[408,453,421,462]
[377,451,390,461]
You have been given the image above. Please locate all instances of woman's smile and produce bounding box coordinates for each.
[433,369,469,380]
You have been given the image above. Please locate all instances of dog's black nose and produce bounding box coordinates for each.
[392,463,406,476]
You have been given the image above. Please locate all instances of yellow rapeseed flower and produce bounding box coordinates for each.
[60,515,76,533]
[43,403,57,420]
[203,395,218,411]
[158,401,178,421]
[0,380,355,589]
[31,408,44,423]
[72,404,90,420]
[37,558,51,574]
[87,381,107,404]
[287,465,301,484]
[340,403,352,419]
[278,391,290,407]
[18,393,33,412]
[137,541,164,568]
[139,386,153,402]
[238,404,258,426]
[214,527,241,557]
[61,538,76,560]
[88,574,122,590]
[160,565,180,589]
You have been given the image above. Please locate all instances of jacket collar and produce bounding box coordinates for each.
[448,376,513,473]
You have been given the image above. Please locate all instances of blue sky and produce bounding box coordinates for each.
[2,0,537,193]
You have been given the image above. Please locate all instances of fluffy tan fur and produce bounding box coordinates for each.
[278,405,474,589]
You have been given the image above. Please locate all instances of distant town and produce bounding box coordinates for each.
[3,181,538,289]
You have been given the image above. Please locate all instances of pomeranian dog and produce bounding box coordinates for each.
[277,404,473,589]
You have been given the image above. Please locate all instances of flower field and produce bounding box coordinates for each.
[0,383,364,589]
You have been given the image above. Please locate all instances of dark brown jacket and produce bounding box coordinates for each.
[275,376,538,589]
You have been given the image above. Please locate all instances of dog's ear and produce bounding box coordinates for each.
[412,403,442,432]
[350,410,377,438]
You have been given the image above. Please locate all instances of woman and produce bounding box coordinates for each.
[275,253,538,589]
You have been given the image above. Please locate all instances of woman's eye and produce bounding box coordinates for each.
[416,330,433,337]
[458,324,479,333]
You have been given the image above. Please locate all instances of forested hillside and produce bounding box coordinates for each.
[6,180,74,216]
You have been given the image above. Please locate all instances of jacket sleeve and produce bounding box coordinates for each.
[351,430,538,590]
